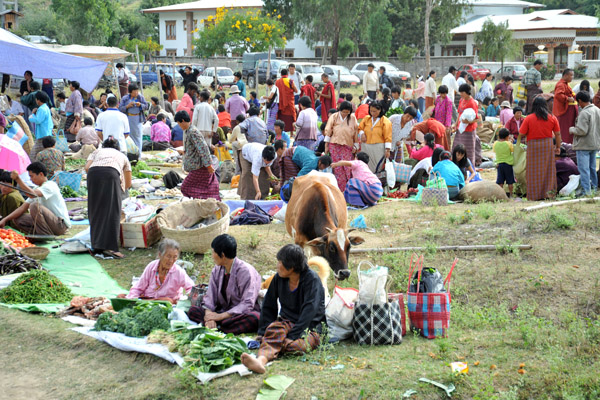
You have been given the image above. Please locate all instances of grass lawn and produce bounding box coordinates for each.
[2,195,600,399]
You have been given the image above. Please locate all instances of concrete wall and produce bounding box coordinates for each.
[582,60,600,78]
[151,55,478,78]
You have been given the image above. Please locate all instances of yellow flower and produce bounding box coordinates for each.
[282,36,287,41]
[231,25,235,28]
[248,24,252,28]
[277,14,281,19]
[267,13,271,17]
[273,9,277,12]
[242,20,247,24]
[245,37,250,41]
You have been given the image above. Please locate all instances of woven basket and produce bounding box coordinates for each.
[156,199,230,254]
[20,246,50,260]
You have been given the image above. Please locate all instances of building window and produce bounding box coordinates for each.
[554,45,568,69]
[165,21,176,40]
[183,19,198,31]
[166,49,177,57]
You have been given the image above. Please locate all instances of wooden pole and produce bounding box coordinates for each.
[111,60,120,100]
[135,44,143,96]
[522,197,600,212]
[350,244,532,254]
[154,60,165,109]
[337,69,341,94]
[214,66,218,91]
[266,46,272,96]
[171,55,177,98]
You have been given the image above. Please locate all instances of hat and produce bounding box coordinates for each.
[230,86,240,94]
[501,101,511,108]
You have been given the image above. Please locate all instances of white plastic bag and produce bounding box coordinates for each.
[357,261,388,305]
[559,174,580,196]
[326,286,359,340]
[384,160,396,188]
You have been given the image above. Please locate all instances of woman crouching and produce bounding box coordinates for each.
[118,239,194,304]
[241,244,325,374]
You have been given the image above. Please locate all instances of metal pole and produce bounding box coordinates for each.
[213,66,218,91]
[111,61,120,100]
[266,46,272,97]
[337,69,341,94]
[135,44,143,96]
[155,60,165,109]
[172,55,177,97]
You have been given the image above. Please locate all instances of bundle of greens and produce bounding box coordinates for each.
[94,302,170,337]
[0,270,73,304]
[131,161,159,179]
[386,107,404,117]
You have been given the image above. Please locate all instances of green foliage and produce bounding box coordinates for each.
[534,0,598,16]
[95,303,170,337]
[119,37,163,61]
[396,45,420,63]
[366,10,393,60]
[248,232,261,250]
[51,0,119,45]
[573,63,587,79]
[193,8,286,57]
[183,327,247,373]
[474,203,495,220]
[338,38,358,60]
[475,19,522,63]
[0,270,73,304]
[528,209,575,232]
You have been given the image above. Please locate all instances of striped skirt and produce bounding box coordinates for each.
[344,178,383,207]
[330,143,354,192]
[452,130,477,167]
[267,103,279,131]
[181,167,221,200]
[280,147,300,183]
[526,137,556,201]
[556,105,578,145]
[361,142,386,173]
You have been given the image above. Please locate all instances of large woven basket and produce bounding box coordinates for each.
[156,199,229,254]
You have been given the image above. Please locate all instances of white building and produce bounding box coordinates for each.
[142,0,316,58]
[437,0,600,70]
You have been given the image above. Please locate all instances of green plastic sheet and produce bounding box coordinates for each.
[0,244,125,313]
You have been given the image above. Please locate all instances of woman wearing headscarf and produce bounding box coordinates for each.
[358,101,392,173]
[519,97,561,201]
[160,70,178,103]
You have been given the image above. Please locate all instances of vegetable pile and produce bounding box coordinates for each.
[0,270,73,304]
[60,186,88,199]
[58,296,113,320]
[132,161,159,179]
[94,302,170,337]
[0,229,34,250]
[386,188,419,199]
[148,324,246,373]
[386,106,404,117]
[0,252,42,275]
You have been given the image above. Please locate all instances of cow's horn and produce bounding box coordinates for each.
[325,227,333,233]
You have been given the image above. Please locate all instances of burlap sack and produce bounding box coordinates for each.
[8,115,35,155]
[458,181,508,203]
[476,121,495,144]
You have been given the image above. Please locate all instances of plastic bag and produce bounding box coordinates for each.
[410,267,445,293]
[357,261,388,305]
[326,286,359,340]
[513,136,526,187]
[384,160,396,188]
[559,174,580,196]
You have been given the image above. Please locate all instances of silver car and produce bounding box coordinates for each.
[350,61,411,87]
[322,65,361,88]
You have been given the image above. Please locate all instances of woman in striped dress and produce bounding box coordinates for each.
[518,97,561,201]
[324,101,359,192]
[453,83,480,166]
[331,152,383,207]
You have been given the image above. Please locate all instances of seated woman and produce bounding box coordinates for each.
[187,234,262,334]
[120,239,194,304]
[241,244,325,374]
[452,144,481,184]
[405,133,442,165]
[431,150,465,200]
[331,152,383,207]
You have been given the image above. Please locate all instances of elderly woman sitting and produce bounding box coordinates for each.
[119,239,194,304]
[241,244,326,374]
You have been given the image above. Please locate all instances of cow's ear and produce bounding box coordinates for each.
[349,236,365,246]
[306,236,327,248]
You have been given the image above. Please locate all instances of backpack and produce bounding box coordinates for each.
[163,171,183,189]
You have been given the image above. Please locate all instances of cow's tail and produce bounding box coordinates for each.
[308,256,330,287]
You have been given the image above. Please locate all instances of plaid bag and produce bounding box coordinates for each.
[353,299,403,345]
[51,171,82,192]
[422,171,448,206]
[54,130,70,153]
[406,255,457,339]
[388,293,407,336]
[393,147,412,184]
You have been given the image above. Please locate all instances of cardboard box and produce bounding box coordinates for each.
[120,216,162,248]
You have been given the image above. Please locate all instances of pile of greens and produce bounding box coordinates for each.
[386,106,404,117]
[131,161,159,179]
[0,270,73,304]
[60,186,88,199]
[148,324,246,373]
[95,302,170,337]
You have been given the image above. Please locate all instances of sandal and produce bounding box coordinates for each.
[103,250,125,259]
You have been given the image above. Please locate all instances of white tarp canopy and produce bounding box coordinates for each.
[0,28,108,92]
[36,44,130,62]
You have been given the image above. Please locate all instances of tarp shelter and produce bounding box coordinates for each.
[36,44,131,62]
[0,28,108,92]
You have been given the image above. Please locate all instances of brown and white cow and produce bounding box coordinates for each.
[285,174,364,280]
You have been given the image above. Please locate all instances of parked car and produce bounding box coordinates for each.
[322,65,361,88]
[248,59,289,87]
[494,64,527,81]
[455,64,491,81]
[293,62,325,85]
[126,63,181,87]
[350,61,411,87]
[198,67,235,87]
[242,52,276,84]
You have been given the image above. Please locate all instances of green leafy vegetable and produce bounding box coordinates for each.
[386,107,404,117]
[0,270,73,304]
[183,327,247,374]
[131,161,159,179]
[95,302,170,337]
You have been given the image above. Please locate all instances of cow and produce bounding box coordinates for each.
[285,174,364,280]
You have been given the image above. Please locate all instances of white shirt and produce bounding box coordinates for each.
[242,142,276,176]
[26,180,71,228]
[191,102,219,132]
[573,83,595,97]
[425,76,437,98]
[9,101,24,115]
[95,108,130,153]
[457,77,466,88]
[441,73,459,100]
[363,71,379,94]
[288,71,303,95]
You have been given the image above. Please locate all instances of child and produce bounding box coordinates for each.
[56,92,66,114]
[402,84,414,102]
[486,97,500,117]
[249,91,260,109]
[433,85,453,135]
[273,119,291,148]
[300,75,316,108]
[331,152,383,207]
[337,93,346,106]
[217,104,231,132]
[75,117,101,148]
[345,93,356,112]
[391,86,404,109]
[517,100,527,115]
[493,128,515,197]
[381,87,392,115]
[409,99,423,122]
[452,143,480,184]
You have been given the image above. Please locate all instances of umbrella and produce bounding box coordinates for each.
[0,134,31,174]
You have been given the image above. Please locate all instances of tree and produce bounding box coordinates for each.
[140,0,190,41]
[192,8,286,57]
[262,0,297,38]
[534,0,597,16]
[51,0,119,45]
[338,38,358,60]
[119,37,163,61]
[366,10,393,60]
[475,19,522,69]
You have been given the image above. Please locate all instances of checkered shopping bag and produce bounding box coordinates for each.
[406,254,457,339]
[393,147,412,184]
[388,293,407,336]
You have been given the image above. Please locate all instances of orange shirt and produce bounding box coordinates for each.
[356,103,369,120]
[519,114,560,140]
[411,119,446,139]
[218,111,231,128]
[275,76,297,118]
[552,79,575,117]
